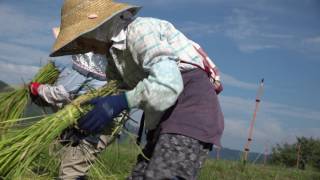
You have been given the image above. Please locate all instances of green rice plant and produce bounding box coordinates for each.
[0,89,29,129]
[25,111,129,179]
[31,61,60,85]
[87,130,143,180]
[0,61,59,133]
[0,81,119,179]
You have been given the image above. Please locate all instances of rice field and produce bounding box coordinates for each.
[1,62,319,180]
[0,81,120,179]
[21,137,320,180]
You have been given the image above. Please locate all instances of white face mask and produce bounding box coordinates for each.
[82,11,133,42]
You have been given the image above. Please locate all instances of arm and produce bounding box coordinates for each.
[77,20,184,133]
[37,84,71,107]
[30,81,71,107]
[31,62,97,107]
[125,20,184,112]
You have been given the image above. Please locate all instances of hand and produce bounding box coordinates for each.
[214,81,223,95]
[29,82,51,106]
[78,94,128,133]
[29,82,42,96]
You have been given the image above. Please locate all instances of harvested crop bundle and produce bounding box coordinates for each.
[0,81,120,179]
[0,61,60,132]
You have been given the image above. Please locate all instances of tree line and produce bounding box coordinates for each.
[270,136,320,170]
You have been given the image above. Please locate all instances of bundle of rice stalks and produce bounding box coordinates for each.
[0,81,119,179]
[0,61,59,132]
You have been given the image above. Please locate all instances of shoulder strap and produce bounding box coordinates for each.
[180,41,223,94]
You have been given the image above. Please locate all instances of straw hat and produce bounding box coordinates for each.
[50,0,140,57]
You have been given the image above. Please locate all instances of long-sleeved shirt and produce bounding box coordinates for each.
[107,17,211,129]
[38,53,107,107]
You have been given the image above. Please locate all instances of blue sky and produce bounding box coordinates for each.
[0,0,319,153]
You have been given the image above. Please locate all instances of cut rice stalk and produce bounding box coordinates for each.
[0,81,119,179]
[0,61,60,133]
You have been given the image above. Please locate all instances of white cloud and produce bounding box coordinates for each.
[123,0,320,56]
[220,96,254,117]
[227,117,283,138]
[0,62,39,84]
[219,95,320,151]
[224,118,248,139]
[221,72,259,90]
[178,21,221,37]
[262,101,320,121]
[165,6,297,54]
[223,8,320,55]
[304,36,320,44]
[221,95,320,123]
[0,6,56,49]
[0,3,56,83]
[238,44,277,53]
[301,36,320,55]
[288,128,320,139]
[221,116,285,152]
[174,13,286,54]
[0,3,57,50]
[0,4,55,38]
[9,34,54,48]
[0,42,49,66]
[224,9,290,53]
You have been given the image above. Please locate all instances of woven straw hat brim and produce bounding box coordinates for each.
[50,0,140,57]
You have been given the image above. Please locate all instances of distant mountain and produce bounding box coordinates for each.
[0,80,13,92]
[210,147,267,163]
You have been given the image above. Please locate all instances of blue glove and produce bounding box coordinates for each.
[78,94,128,133]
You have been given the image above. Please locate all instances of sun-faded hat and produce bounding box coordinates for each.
[50,0,140,57]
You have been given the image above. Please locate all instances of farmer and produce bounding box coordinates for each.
[29,28,110,180]
[50,0,224,179]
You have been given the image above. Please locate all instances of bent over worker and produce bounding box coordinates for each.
[50,1,224,179]
[30,29,110,179]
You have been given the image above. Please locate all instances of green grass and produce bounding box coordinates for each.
[88,139,140,179]
[22,138,320,180]
[0,81,119,179]
[90,139,320,180]
[199,160,320,180]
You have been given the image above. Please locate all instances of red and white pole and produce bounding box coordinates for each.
[243,78,264,162]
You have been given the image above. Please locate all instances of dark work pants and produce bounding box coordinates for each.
[128,132,211,180]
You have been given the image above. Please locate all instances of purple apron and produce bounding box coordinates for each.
[160,69,224,146]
